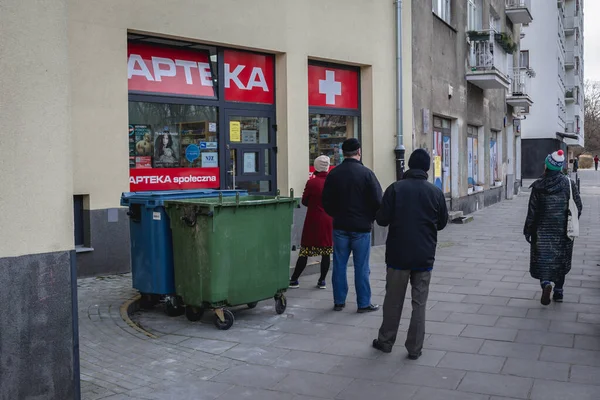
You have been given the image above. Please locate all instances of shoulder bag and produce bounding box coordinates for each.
[566,177,579,240]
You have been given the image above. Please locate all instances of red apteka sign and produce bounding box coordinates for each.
[308,65,359,109]
[127,43,275,104]
[224,50,274,104]
[129,167,220,191]
[127,43,215,97]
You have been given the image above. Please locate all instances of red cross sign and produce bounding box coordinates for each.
[308,65,359,109]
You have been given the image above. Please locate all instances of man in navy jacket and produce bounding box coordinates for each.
[372,149,448,359]
[322,138,383,313]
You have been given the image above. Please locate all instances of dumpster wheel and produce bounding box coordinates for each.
[185,306,205,322]
[165,297,185,317]
[247,302,258,309]
[275,295,287,315]
[214,309,234,330]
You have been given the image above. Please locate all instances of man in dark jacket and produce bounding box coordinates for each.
[322,138,383,313]
[372,149,448,359]
[524,150,582,305]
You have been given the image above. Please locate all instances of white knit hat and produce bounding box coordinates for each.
[314,155,331,172]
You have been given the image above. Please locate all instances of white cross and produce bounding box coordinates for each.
[319,70,342,105]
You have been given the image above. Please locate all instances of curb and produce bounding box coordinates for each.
[119,294,158,339]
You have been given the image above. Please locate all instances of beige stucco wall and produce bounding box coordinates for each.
[68,0,412,209]
[0,0,73,257]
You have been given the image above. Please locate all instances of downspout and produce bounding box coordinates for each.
[394,0,405,180]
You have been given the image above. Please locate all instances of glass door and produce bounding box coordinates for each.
[224,110,276,194]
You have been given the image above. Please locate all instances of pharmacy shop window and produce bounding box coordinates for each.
[128,102,220,191]
[309,114,359,167]
[307,62,360,171]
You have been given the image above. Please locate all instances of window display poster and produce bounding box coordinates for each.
[153,131,180,168]
[243,152,257,173]
[473,138,478,184]
[433,131,443,190]
[490,138,498,183]
[201,152,218,168]
[242,130,258,143]
[467,137,474,185]
[442,135,451,194]
[230,121,241,142]
[434,156,442,179]
[209,122,217,132]
[134,125,153,157]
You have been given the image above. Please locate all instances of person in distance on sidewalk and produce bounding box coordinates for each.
[322,138,383,313]
[372,149,448,360]
[524,150,582,305]
[289,155,333,290]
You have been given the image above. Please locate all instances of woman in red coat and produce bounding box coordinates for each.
[289,155,333,289]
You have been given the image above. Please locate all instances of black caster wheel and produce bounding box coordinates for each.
[214,309,235,330]
[185,306,205,322]
[247,302,258,309]
[165,298,185,317]
[275,295,287,315]
[139,294,160,309]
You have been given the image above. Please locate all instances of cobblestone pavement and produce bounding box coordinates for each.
[79,170,600,400]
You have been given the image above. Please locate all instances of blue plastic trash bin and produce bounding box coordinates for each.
[120,189,247,312]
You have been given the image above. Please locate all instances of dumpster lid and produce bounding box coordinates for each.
[165,194,296,209]
[120,190,248,207]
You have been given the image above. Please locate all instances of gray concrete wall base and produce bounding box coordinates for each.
[0,251,77,399]
[77,208,130,277]
[451,186,504,215]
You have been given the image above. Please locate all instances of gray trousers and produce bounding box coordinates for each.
[377,268,431,354]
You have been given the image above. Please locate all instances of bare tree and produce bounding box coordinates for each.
[584,80,600,154]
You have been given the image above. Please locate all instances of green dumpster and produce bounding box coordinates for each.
[164,191,296,330]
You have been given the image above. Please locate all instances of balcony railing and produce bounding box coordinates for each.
[507,69,534,108]
[566,121,575,134]
[565,51,575,68]
[564,17,574,34]
[511,69,531,96]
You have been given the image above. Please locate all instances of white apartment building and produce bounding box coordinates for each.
[520,0,584,179]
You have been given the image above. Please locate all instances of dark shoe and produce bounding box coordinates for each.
[333,303,345,311]
[553,290,564,303]
[289,280,299,289]
[357,304,380,313]
[316,280,327,289]
[408,351,422,360]
[541,284,552,306]
[372,339,392,353]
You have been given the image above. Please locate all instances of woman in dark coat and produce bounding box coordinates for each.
[289,155,333,289]
[524,150,582,305]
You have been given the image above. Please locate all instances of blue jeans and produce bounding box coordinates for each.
[332,230,372,308]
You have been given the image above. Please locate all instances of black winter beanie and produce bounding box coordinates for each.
[408,149,431,172]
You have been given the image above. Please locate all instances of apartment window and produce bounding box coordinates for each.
[433,0,451,24]
[468,0,483,31]
[519,51,530,69]
[74,195,85,247]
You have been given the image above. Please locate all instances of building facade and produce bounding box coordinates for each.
[520,0,584,179]
[1,1,412,396]
[67,0,413,277]
[411,0,533,214]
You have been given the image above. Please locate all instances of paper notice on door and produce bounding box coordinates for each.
[242,130,258,143]
[230,121,241,142]
[434,156,442,178]
[244,152,257,173]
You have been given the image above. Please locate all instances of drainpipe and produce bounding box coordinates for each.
[394,0,405,180]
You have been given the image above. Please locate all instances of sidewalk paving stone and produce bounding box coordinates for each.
[78,170,600,399]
